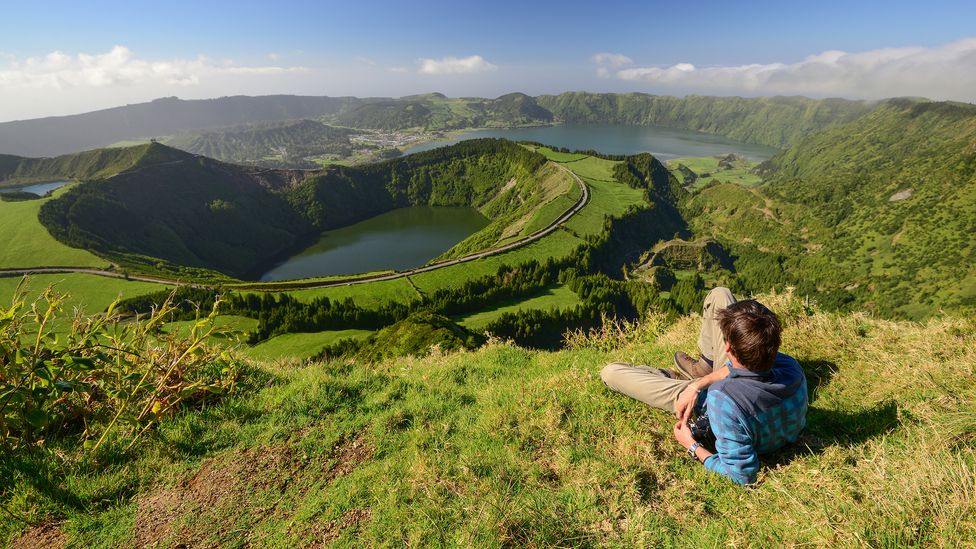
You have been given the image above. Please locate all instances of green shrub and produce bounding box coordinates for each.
[0,280,240,455]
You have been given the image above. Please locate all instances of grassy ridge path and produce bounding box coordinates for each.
[0,162,589,292]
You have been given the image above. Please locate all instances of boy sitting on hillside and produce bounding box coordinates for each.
[600,288,808,485]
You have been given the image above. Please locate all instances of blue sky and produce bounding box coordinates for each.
[2,0,975,120]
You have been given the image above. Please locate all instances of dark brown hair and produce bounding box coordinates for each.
[717,300,781,372]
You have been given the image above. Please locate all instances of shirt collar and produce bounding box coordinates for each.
[725,360,773,380]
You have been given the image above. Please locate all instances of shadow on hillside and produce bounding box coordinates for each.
[762,400,900,470]
[799,358,837,404]
[761,358,900,469]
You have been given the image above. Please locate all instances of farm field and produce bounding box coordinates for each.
[668,155,762,190]
[0,273,166,315]
[0,186,107,269]
[456,284,580,330]
[244,329,374,361]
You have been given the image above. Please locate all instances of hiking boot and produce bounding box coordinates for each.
[658,368,680,379]
[673,351,712,379]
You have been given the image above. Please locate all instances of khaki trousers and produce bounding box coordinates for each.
[600,287,736,412]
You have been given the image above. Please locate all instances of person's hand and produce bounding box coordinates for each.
[673,420,695,449]
[674,383,700,423]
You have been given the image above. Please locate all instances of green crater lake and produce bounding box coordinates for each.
[260,207,488,281]
[404,124,778,161]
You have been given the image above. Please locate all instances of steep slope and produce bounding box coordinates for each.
[38,145,315,278]
[536,92,873,148]
[0,142,190,186]
[683,98,976,318]
[5,291,973,546]
[763,99,976,317]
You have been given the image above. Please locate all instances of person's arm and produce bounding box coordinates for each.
[674,392,759,485]
[700,393,759,485]
[674,364,729,422]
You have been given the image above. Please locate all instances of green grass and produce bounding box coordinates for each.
[268,277,421,307]
[0,186,107,269]
[668,156,763,190]
[5,292,973,546]
[530,147,589,162]
[162,315,259,342]
[244,329,373,361]
[0,273,166,315]
[457,284,580,330]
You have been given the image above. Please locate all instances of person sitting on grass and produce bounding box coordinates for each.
[600,287,808,485]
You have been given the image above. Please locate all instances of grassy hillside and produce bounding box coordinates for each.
[684,98,976,319]
[536,92,873,148]
[4,291,973,547]
[0,186,106,268]
[0,142,187,186]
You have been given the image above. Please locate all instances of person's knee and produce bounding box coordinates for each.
[600,362,630,386]
[706,286,736,308]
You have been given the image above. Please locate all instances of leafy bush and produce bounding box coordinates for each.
[0,281,240,454]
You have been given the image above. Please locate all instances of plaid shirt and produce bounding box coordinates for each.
[699,353,808,485]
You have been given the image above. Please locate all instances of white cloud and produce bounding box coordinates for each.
[602,38,976,101]
[0,45,306,90]
[592,52,633,68]
[417,55,497,75]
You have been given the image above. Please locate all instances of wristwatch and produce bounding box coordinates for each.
[687,442,702,460]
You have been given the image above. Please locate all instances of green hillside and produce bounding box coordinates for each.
[4,290,973,547]
[36,140,568,279]
[163,119,361,168]
[333,92,553,130]
[0,143,188,187]
[679,98,976,319]
[536,92,873,148]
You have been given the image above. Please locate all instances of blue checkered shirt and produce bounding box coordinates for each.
[698,353,808,485]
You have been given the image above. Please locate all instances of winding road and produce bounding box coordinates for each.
[0,162,590,292]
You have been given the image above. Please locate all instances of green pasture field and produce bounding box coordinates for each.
[243,329,373,361]
[161,315,259,343]
[457,284,580,330]
[668,156,763,189]
[0,186,107,269]
[0,273,166,316]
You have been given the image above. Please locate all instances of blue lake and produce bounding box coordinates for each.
[404,124,778,161]
[0,180,71,196]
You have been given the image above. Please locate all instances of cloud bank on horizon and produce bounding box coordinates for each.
[2,37,975,121]
[594,38,976,102]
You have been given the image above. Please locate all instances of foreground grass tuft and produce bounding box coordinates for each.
[3,291,974,546]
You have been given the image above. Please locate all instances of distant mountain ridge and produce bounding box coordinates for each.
[0,92,875,157]
[0,95,368,157]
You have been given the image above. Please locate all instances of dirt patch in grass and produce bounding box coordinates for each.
[324,433,373,482]
[133,431,374,548]
[305,508,372,548]
[133,443,304,547]
[8,521,66,549]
